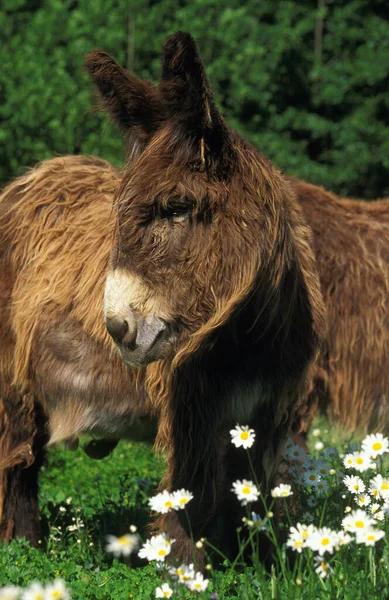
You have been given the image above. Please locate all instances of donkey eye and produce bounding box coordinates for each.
[159,200,193,221]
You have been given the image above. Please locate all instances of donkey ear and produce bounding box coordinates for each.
[84,50,165,161]
[160,33,229,141]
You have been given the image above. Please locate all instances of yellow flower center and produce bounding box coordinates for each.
[355,520,364,528]
[367,535,375,541]
[242,486,251,495]
[34,595,43,600]
[164,501,173,508]
[321,562,327,570]
[194,584,202,589]
[118,536,128,546]
[158,549,167,557]
[372,442,382,451]
[164,592,170,597]
[294,541,304,547]
[302,531,309,538]
[179,497,188,505]
[353,485,359,490]
[347,459,353,464]
[281,490,289,496]
[309,474,316,480]
[356,457,364,465]
[177,569,183,575]
[321,538,330,546]
[240,431,249,440]
[372,490,379,496]
[52,593,61,600]
[380,483,389,490]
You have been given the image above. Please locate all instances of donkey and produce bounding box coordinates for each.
[0,32,325,562]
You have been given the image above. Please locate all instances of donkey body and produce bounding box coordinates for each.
[0,33,326,561]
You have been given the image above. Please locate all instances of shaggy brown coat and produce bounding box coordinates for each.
[0,32,325,563]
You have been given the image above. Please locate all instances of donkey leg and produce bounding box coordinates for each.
[0,393,47,546]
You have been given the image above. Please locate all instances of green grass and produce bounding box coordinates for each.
[1,421,389,599]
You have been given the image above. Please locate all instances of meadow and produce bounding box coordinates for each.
[1,420,389,600]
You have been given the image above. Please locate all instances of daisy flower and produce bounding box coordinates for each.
[369,474,389,499]
[0,587,20,600]
[44,580,70,600]
[287,524,314,552]
[337,532,352,546]
[305,527,339,556]
[232,479,259,505]
[148,490,175,514]
[284,444,306,462]
[303,471,321,487]
[155,583,173,598]
[271,484,293,498]
[138,533,175,562]
[21,583,45,600]
[316,479,329,494]
[230,425,256,449]
[170,563,195,584]
[343,453,355,469]
[351,451,375,473]
[316,461,331,478]
[314,557,333,578]
[314,441,324,451]
[172,489,194,510]
[341,509,375,533]
[247,512,268,531]
[343,475,365,494]
[362,433,389,459]
[356,493,371,508]
[105,533,139,557]
[312,428,321,437]
[324,447,338,460]
[186,573,209,592]
[356,528,385,546]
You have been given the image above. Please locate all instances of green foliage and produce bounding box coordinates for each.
[0,0,388,197]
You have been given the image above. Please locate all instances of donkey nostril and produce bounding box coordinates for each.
[105,317,129,345]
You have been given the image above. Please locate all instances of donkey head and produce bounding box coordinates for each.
[86,33,291,368]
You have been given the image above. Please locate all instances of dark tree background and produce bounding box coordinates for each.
[0,0,388,197]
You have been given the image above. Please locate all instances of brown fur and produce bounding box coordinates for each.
[0,34,326,563]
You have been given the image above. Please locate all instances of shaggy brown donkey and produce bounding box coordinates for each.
[0,33,325,562]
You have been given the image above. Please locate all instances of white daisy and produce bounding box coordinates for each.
[186,572,209,592]
[337,531,352,546]
[148,490,175,514]
[343,453,356,469]
[138,533,174,562]
[287,523,314,552]
[306,527,338,556]
[342,509,375,533]
[351,451,375,473]
[44,580,70,600]
[105,533,139,557]
[314,441,324,451]
[314,556,333,578]
[172,489,194,510]
[271,484,293,498]
[312,428,321,437]
[21,583,45,600]
[344,475,365,494]
[232,479,259,505]
[356,528,385,546]
[230,425,256,449]
[362,433,389,459]
[356,493,371,507]
[0,587,20,600]
[369,474,389,499]
[155,583,173,598]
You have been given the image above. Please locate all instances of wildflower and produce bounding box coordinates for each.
[344,506,352,513]
[59,506,66,513]
[337,532,352,546]
[341,509,375,533]
[285,444,305,462]
[148,490,175,514]
[287,524,314,553]
[316,461,331,478]
[356,529,385,546]
[155,583,173,598]
[351,451,375,473]
[314,556,333,578]
[307,496,318,507]
[316,479,329,494]
[344,475,365,494]
[356,493,371,508]
[172,489,194,509]
[65,497,72,505]
[303,471,321,487]
[170,564,195,584]
[21,583,45,600]
[232,479,259,505]
[271,484,293,498]
[306,527,339,555]
[187,573,209,592]
[343,453,355,469]
[195,540,203,549]
[130,525,137,533]
[44,580,70,600]
[247,512,268,531]
[283,437,294,450]
[362,433,389,459]
[138,533,174,562]
[324,447,338,460]
[0,587,20,600]
[369,474,389,499]
[314,441,324,451]
[105,533,139,557]
[312,428,321,437]
[329,468,336,475]
[230,425,256,449]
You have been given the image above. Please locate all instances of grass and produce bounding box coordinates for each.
[1,419,389,599]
